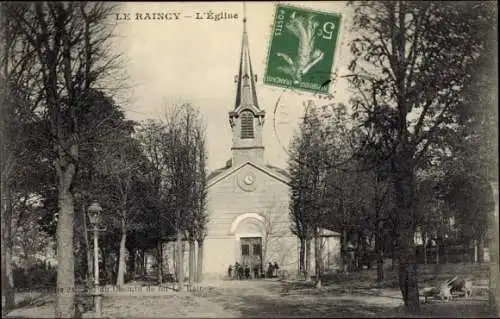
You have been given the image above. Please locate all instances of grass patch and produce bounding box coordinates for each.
[319,262,489,290]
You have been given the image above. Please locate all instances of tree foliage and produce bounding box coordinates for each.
[4,3,124,316]
[348,0,496,311]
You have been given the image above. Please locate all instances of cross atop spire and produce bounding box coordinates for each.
[234,3,259,110]
[243,1,247,23]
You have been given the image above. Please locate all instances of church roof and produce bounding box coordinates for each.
[207,166,229,180]
[234,16,260,110]
[207,160,290,188]
[207,159,289,181]
[265,164,290,179]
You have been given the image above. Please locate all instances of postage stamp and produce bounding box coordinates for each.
[264,4,343,95]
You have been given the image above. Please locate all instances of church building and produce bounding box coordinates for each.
[201,15,341,280]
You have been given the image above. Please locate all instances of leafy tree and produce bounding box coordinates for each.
[135,103,208,288]
[135,119,173,284]
[1,2,44,312]
[288,103,323,282]
[348,1,494,311]
[161,103,207,288]
[186,122,208,284]
[8,3,123,316]
[92,125,147,287]
[289,101,350,286]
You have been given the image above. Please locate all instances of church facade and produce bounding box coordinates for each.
[201,17,341,279]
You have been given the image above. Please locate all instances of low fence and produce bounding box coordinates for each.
[415,246,486,264]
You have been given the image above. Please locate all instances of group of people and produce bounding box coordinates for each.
[227,261,280,280]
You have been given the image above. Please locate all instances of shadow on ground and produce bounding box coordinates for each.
[379,302,498,318]
[200,280,397,318]
[214,293,391,318]
[198,279,497,318]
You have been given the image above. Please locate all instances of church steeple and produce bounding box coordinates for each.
[228,5,266,167]
[234,14,259,110]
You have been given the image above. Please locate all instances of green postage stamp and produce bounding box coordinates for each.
[264,4,342,95]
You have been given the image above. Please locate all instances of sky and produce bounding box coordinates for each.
[111,1,354,172]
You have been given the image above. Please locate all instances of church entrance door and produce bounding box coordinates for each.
[240,237,262,278]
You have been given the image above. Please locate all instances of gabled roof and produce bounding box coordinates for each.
[266,164,290,179]
[207,160,290,189]
[207,166,230,180]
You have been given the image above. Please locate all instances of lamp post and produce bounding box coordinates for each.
[87,201,104,317]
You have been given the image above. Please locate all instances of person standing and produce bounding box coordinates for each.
[267,262,274,278]
[228,264,233,279]
[238,263,244,280]
[253,264,259,279]
[234,262,240,279]
[244,264,251,279]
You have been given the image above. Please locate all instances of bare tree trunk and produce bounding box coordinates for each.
[126,248,133,280]
[176,230,184,291]
[436,238,441,265]
[82,205,93,285]
[473,239,479,263]
[391,239,396,271]
[141,249,146,278]
[196,239,204,283]
[423,233,427,265]
[478,236,484,264]
[189,239,195,285]
[1,184,15,313]
[55,174,76,318]
[132,249,138,278]
[487,182,499,313]
[305,237,312,281]
[394,161,420,313]
[341,228,348,272]
[134,249,141,278]
[314,231,322,288]
[116,218,127,287]
[376,222,384,281]
[157,241,163,284]
[0,7,15,313]
[299,237,305,280]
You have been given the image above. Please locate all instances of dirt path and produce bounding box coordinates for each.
[196,279,403,318]
[4,280,495,318]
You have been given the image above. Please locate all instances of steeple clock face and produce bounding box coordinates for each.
[237,171,257,192]
[244,174,255,185]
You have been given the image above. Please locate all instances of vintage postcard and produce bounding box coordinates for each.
[1,1,498,318]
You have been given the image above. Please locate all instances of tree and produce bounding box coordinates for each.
[288,103,323,282]
[135,119,172,284]
[1,2,43,312]
[189,124,208,284]
[162,103,207,288]
[262,197,289,268]
[8,3,123,316]
[135,103,208,289]
[92,125,147,287]
[288,101,341,286]
[348,1,495,311]
[288,133,313,280]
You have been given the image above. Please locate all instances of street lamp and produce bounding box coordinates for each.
[87,201,104,317]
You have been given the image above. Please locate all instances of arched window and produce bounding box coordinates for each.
[240,111,254,139]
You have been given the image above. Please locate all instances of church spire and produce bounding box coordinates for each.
[234,5,259,110]
[228,3,265,167]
